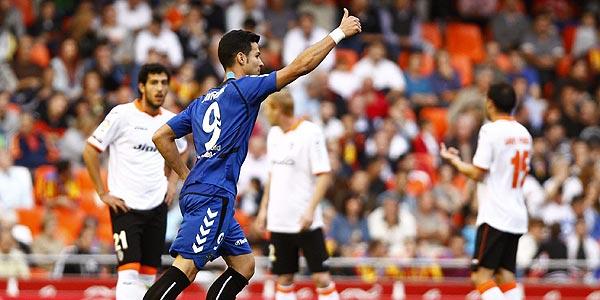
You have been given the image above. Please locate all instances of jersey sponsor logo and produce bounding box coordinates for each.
[133,143,158,152]
[134,126,148,130]
[202,85,226,103]
[234,238,247,246]
[272,158,295,166]
[192,208,219,253]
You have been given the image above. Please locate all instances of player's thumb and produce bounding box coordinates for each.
[342,8,348,20]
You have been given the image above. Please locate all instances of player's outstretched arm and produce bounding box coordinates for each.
[153,124,190,180]
[440,143,487,182]
[275,8,361,90]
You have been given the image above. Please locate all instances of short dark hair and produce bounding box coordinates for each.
[138,63,170,84]
[218,30,260,68]
[487,82,517,114]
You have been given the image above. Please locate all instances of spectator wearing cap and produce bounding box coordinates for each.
[135,15,183,68]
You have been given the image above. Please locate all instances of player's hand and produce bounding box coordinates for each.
[165,180,177,206]
[254,210,267,233]
[440,143,461,164]
[338,8,362,38]
[299,210,314,231]
[100,194,129,213]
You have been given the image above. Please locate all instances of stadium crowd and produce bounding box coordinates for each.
[1,0,600,283]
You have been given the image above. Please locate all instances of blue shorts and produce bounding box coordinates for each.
[169,188,251,269]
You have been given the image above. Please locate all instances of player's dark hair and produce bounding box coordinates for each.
[487,82,517,114]
[138,63,170,84]
[218,30,260,68]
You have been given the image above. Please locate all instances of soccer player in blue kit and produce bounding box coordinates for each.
[143,9,361,300]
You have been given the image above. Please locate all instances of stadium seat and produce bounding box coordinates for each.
[421,22,442,49]
[54,207,85,245]
[450,54,473,86]
[16,206,46,237]
[335,48,359,67]
[446,23,485,63]
[562,25,577,55]
[419,107,448,140]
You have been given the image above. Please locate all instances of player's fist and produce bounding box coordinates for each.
[440,143,461,164]
[338,8,361,38]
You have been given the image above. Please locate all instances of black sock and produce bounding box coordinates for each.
[143,266,190,300]
[205,268,249,300]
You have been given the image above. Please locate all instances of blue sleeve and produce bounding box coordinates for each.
[235,71,277,105]
[167,102,194,138]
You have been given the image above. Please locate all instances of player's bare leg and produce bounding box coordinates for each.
[275,274,297,300]
[312,272,340,300]
[495,268,522,300]
[471,267,505,300]
[205,253,255,300]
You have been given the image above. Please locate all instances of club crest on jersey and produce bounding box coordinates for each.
[192,208,219,253]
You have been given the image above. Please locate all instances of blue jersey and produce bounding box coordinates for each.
[167,71,277,197]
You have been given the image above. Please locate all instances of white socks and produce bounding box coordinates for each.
[275,283,297,300]
[477,280,505,300]
[317,282,340,300]
[501,282,523,300]
[116,270,148,300]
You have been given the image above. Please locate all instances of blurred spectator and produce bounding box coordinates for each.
[353,41,406,93]
[572,12,598,58]
[0,149,33,217]
[62,218,106,276]
[457,0,497,27]
[30,213,65,271]
[566,218,600,280]
[338,114,367,170]
[0,226,30,279]
[507,49,540,87]
[521,13,564,87]
[28,0,60,43]
[195,32,224,81]
[0,0,25,37]
[264,0,295,40]
[283,12,334,73]
[35,160,81,209]
[199,0,225,34]
[11,35,43,101]
[448,66,493,123]
[68,1,99,59]
[170,61,200,105]
[58,116,96,167]
[330,194,370,256]
[381,0,423,55]
[367,193,416,257]
[517,218,546,269]
[431,164,463,214]
[338,0,383,52]
[97,4,134,64]
[176,5,208,61]
[314,101,344,142]
[414,191,450,255]
[0,91,19,147]
[491,0,530,51]
[225,0,264,32]
[135,15,184,68]
[35,92,69,138]
[114,0,152,32]
[412,119,439,157]
[298,0,336,32]
[50,38,85,100]
[327,54,361,100]
[238,135,268,197]
[445,113,478,163]
[430,50,461,104]
[10,112,58,169]
[532,223,569,279]
[404,52,436,107]
[85,40,126,93]
[351,77,389,121]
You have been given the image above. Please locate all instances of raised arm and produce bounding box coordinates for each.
[275,8,361,90]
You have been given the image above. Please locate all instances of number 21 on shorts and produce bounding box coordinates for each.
[510,150,529,188]
[113,230,128,261]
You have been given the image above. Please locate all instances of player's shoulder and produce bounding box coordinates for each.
[236,72,274,85]
[268,125,284,137]
[298,120,322,133]
[106,102,134,118]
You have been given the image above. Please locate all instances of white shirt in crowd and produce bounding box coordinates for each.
[472,119,532,234]
[283,26,335,72]
[0,166,33,214]
[114,0,152,32]
[353,57,406,92]
[87,101,187,210]
[266,120,331,233]
[135,27,183,67]
[566,235,600,270]
[367,205,417,257]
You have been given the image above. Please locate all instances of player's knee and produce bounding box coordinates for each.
[311,272,332,288]
[230,254,255,280]
[495,268,515,285]
[172,256,198,282]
